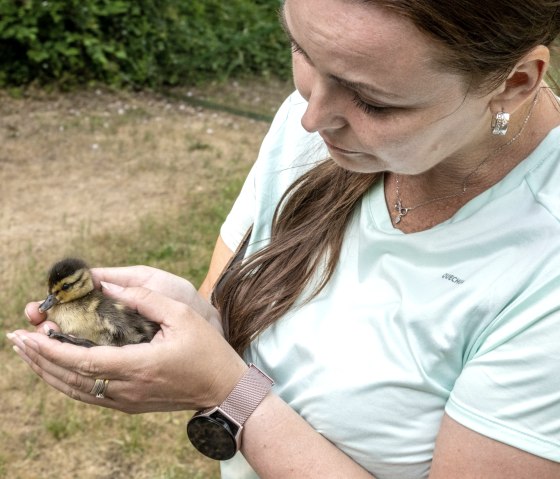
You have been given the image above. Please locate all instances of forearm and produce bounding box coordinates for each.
[199,236,234,301]
[200,235,372,476]
[242,393,375,478]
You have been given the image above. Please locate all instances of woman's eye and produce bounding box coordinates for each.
[291,42,305,55]
[352,93,392,116]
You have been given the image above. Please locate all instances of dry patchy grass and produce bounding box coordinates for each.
[0,78,293,478]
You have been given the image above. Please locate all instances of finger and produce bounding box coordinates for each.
[101,280,222,334]
[36,321,61,335]
[25,301,47,326]
[12,341,150,413]
[90,265,154,289]
[94,266,202,307]
[7,329,131,378]
[100,283,187,327]
[8,334,115,404]
[8,332,154,411]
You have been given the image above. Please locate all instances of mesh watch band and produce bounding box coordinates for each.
[220,364,274,425]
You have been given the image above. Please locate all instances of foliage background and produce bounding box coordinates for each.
[0,0,291,88]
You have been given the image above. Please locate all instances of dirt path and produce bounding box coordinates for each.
[0,83,291,284]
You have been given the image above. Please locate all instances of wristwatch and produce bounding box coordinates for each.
[187,364,274,460]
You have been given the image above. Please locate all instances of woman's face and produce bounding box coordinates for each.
[283,0,496,175]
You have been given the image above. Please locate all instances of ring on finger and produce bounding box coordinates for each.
[90,378,109,398]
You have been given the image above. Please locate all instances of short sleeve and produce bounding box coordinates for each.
[219,162,257,252]
[220,91,325,252]
[219,92,300,251]
[446,281,560,461]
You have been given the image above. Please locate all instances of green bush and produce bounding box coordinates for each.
[0,0,291,88]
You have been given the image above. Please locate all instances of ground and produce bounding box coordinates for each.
[0,79,291,284]
[0,78,293,479]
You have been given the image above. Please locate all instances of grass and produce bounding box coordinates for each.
[0,78,294,479]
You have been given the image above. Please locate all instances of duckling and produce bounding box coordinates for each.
[38,258,160,347]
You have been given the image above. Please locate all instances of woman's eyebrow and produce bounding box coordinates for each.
[279,7,311,62]
[333,76,404,100]
[278,5,404,101]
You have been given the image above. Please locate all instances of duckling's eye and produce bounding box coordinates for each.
[61,283,71,291]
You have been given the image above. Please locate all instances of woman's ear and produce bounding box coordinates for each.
[490,45,550,115]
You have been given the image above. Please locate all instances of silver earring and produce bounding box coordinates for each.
[491,111,510,136]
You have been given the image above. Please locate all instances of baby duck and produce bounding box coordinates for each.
[38,258,160,347]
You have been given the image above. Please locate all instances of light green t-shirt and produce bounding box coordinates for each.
[220,92,560,479]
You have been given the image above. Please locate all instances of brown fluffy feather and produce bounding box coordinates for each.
[40,258,160,347]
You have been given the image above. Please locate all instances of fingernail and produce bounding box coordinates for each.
[6,332,22,344]
[43,324,51,334]
[100,281,124,293]
[10,335,27,352]
[12,345,31,366]
[24,307,32,321]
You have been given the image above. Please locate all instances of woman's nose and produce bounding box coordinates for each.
[300,84,347,133]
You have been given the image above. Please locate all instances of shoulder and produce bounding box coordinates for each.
[219,91,327,251]
[525,125,560,220]
[245,90,327,227]
[254,90,326,180]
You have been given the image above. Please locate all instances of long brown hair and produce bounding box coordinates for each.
[214,0,560,355]
[372,1,560,92]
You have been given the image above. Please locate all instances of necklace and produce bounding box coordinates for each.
[392,93,539,225]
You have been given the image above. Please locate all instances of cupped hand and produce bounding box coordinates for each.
[9,284,246,413]
[25,265,224,335]
[90,265,199,304]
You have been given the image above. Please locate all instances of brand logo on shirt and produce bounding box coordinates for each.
[442,273,465,284]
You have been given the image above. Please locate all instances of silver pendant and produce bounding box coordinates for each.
[394,200,409,224]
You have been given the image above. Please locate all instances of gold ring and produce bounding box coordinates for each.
[90,378,109,398]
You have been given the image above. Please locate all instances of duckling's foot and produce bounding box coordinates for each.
[47,329,98,348]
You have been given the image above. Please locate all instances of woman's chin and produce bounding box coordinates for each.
[328,150,385,174]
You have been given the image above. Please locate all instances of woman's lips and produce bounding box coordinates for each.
[323,139,362,155]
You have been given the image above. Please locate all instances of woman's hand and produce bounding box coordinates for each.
[25,265,224,336]
[9,284,246,413]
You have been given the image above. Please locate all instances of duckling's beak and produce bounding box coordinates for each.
[39,294,58,313]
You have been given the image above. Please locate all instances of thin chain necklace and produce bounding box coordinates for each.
[392,93,539,225]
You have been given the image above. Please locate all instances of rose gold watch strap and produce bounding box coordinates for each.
[220,364,274,425]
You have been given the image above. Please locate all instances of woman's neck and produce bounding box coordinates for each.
[385,87,560,233]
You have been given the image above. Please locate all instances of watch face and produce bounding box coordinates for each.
[187,414,238,461]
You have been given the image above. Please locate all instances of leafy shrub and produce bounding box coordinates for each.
[0,0,291,87]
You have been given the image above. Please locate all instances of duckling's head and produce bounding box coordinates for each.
[39,258,94,312]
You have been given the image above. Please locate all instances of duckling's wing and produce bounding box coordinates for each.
[97,295,161,346]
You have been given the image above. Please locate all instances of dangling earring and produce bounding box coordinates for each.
[491,110,510,136]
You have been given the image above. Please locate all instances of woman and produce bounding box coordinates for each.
[8,1,560,477]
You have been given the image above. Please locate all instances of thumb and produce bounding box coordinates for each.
[100,281,186,328]
[100,281,125,295]
[25,301,48,326]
